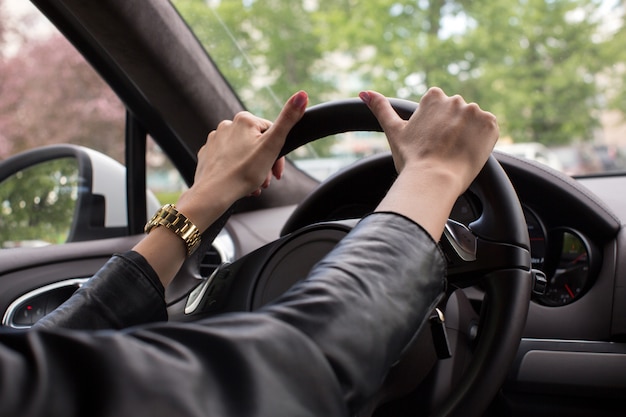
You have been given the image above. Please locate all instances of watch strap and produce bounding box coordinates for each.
[145,204,202,256]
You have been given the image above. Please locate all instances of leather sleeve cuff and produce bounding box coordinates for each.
[34,251,167,330]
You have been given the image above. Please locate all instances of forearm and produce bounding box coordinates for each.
[34,252,167,330]
[3,313,348,417]
[38,197,232,331]
[133,91,307,288]
[133,188,233,288]
[262,212,446,412]
[375,163,462,241]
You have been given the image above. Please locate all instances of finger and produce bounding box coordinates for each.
[247,114,273,134]
[262,91,308,145]
[416,88,449,113]
[232,111,273,134]
[259,158,284,191]
[359,90,404,135]
[217,119,233,130]
[261,171,272,189]
[258,118,273,133]
[272,157,285,180]
[421,86,447,102]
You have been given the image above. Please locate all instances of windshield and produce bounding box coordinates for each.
[173,0,626,179]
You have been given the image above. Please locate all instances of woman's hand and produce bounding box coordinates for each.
[360,88,498,198]
[136,91,308,287]
[176,90,308,233]
[361,88,499,239]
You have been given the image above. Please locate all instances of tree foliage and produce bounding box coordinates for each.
[0,0,625,154]
[462,0,622,144]
[0,158,78,247]
[174,0,625,146]
[0,31,125,161]
[0,0,5,51]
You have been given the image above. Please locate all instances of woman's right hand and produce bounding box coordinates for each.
[360,87,499,198]
[361,88,499,240]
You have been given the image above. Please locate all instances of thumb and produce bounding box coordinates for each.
[359,90,404,136]
[263,91,308,147]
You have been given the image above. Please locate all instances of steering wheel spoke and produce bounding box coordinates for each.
[443,224,531,286]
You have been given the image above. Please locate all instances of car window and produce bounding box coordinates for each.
[146,137,187,205]
[0,2,195,249]
[173,0,626,179]
[0,2,127,248]
[0,4,126,163]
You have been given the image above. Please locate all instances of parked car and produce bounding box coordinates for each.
[593,144,626,172]
[552,144,605,176]
[0,1,624,416]
[495,141,563,171]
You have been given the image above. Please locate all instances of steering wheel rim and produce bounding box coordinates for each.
[278,98,532,416]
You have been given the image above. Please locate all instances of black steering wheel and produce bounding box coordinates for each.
[180,98,532,417]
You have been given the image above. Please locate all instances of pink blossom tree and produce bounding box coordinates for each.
[0,8,125,162]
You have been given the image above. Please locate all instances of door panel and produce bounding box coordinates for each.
[0,235,143,328]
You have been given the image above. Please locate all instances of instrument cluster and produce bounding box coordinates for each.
[450,194,600,307]
[523,206,599,306]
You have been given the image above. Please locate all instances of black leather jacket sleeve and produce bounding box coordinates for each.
[0,212,446,417]
[34,251,167,330]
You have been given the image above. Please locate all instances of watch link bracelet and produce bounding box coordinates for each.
[145,204,201,256]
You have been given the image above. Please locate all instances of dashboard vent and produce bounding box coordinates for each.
[199,244,222,278]
[199,230,235,279]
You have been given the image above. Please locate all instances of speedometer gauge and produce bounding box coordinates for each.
[537,229,592,306]
[523,207,595,307]
[523,207,546,271]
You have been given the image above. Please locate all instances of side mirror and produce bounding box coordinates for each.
[0,144,160,248]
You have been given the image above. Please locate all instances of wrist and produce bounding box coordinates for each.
[144,204,202,256]
[174,186,233,233]
[401,161,466,197]
[377,163,464,240]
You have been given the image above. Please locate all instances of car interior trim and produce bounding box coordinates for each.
[2,278,89,329]
[508,338,626,396]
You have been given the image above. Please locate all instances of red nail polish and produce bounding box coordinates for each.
[291,91,308,109]
[359,91,371,105]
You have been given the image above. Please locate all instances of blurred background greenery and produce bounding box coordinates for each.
[174,0,626,153]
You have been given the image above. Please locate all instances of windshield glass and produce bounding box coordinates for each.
[173,0,626,179]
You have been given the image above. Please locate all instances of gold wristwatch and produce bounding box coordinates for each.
[144,204,201,256]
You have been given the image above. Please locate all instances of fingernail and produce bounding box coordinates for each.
[291,90,308,110]
[359,91,371,105]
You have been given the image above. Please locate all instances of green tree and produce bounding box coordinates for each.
[313,0,624,145]
[0,158,78,247]
[174,0,625,147]
[461,0,621,144]
[175,0,340,155]
[175,0,329,115]
[601,0,626,116]
[0,35,126,160]
[310,0,470,99]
